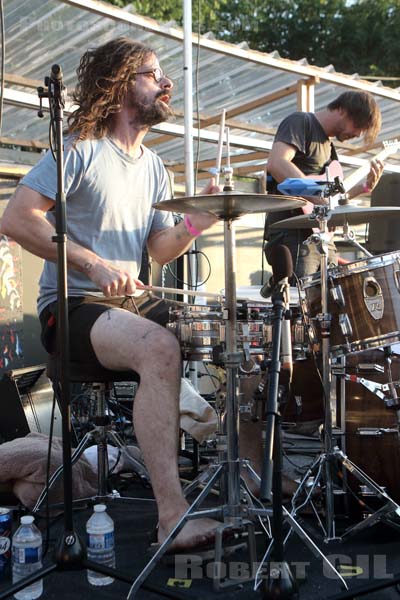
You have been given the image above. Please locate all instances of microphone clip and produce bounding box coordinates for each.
[39,64,66,109]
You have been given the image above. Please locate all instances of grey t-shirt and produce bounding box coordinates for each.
[20,137,174,313]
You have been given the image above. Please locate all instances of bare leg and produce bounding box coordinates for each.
[90,308,218,550]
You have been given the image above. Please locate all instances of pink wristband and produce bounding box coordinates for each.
[362,182,371,193]
[184,214,202,237]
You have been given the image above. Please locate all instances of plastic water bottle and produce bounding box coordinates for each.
[86,504,115,586]
[12,516,43,600]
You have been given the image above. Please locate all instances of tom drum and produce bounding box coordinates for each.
[301,252,400,356]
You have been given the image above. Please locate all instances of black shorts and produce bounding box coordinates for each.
[39,293,177,368]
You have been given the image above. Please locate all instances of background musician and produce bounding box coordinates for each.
[264,91,384,277]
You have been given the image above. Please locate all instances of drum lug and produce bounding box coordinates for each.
[339,313,353,337]
[292,317,306,344]
[330,284,345,308]
[363,276,384,320]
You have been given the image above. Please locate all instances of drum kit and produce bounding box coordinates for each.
[129,187,400,596]
[270,202,400,541]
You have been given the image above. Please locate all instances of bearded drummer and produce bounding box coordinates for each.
[0,37,224,553]
[264,90,384,278]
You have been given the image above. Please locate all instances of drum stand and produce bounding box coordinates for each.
[291,205,400,541]
[127,207,348,598]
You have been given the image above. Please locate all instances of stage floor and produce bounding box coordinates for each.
[1,432,400,600]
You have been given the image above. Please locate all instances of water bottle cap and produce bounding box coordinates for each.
[21,516,34,525]
[93,504,106,512]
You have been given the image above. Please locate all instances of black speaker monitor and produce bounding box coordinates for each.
[0,365,62,442]
[367,173,400,254]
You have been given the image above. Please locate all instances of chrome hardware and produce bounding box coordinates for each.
[339,313,353,337]
[330,284,345,308]
[356,427,398,436]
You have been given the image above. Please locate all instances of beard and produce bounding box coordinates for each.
[128,88,174,127]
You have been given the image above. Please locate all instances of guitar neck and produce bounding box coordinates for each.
[343,142,399,192]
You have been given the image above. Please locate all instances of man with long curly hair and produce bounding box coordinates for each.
[1,37,220,552]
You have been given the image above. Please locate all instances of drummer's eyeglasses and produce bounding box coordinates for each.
[135,67,166,83]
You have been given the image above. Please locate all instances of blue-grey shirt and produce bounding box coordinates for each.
[20,137,173,313]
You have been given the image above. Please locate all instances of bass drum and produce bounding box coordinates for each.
[342,348,400,505]
[281,356,325,435]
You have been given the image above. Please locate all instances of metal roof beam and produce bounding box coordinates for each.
[4,73,43,89]
[4,88,400,173]
[168,151,267,172]
[0,136,48,150]
[200,83,299,127]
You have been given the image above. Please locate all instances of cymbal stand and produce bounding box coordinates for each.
[127,177,259,597]
[340,221,373,258]
[291,197,400,542]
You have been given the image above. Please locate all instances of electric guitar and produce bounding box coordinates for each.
[302,139,400,215]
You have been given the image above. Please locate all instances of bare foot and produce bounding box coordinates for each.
[158,516,220,552]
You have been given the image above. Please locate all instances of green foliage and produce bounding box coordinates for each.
[104,0,400,82]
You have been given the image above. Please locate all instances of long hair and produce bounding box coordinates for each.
[327,91,381,144]
[68,37,153,141]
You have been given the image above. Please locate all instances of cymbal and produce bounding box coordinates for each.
[269,206,400,230]
[154,192,306,219]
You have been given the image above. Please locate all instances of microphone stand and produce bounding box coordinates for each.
[0,65,143,600]
[260,278,298,599]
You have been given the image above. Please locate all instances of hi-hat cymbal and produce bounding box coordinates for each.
[154,191,306,219]
[270,205,400,230]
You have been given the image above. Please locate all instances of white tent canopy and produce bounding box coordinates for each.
[2,0,400,183]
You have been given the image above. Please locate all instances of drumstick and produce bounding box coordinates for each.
[215,109,226,187]
[136,284,272,303]
[136,283,224,300]
[98,284,272,304]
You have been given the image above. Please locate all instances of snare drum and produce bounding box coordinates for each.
[301,252,400,356]
[167,303,270,361]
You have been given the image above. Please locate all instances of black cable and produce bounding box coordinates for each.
[166,248,212,288]
[48,97,57,162]
[42,390,57,558]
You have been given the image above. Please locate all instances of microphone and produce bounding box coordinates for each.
[277,177,328,197]
[269,244,294,382]
[260,233,285,298]
[50,64,63,82]
[260,241,292,297]
[269,243,293,282]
